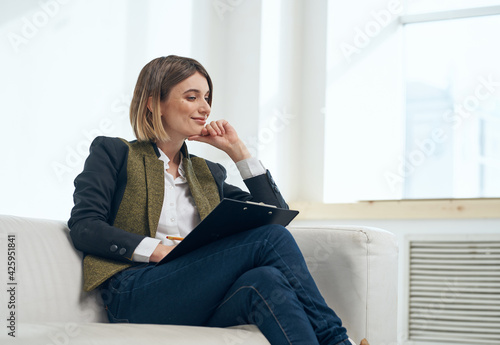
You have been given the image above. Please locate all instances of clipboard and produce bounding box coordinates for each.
[157,198,299,265]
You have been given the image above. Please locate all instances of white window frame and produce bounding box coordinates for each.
[293,1,500,220]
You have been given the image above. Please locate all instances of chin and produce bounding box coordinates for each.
[185,128,203,138]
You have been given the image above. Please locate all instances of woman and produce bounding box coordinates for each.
[69,55,366,345]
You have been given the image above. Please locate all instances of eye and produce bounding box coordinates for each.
[187,96,196,101]
[204,97,210,102]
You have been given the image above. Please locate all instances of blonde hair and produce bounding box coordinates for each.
[130,55,213,142]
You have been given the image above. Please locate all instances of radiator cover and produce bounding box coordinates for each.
[403,234,500,345]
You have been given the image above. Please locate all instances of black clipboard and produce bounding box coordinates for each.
[157,198,299,265]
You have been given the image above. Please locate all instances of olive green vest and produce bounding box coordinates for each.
[82,139,220,292]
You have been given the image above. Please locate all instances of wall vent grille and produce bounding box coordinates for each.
[407,238,500,344]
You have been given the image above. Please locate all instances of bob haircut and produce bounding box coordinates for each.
[130,55,213,142]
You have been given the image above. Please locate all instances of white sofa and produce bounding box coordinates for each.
[0,215,398,345]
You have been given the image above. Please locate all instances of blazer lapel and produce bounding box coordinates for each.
[144,155,164,238]
[181,145,220,220]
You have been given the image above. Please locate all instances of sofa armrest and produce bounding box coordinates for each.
[288,225,398,345]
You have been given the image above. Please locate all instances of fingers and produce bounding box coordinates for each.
[204,120,228,137]
[187,119,237,147]
[187,134,203,141]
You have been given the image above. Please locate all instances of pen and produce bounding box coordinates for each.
[166,236,185,241]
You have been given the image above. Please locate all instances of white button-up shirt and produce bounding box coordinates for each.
[132,148,266,262]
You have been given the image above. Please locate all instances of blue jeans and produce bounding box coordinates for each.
[100,225,351,345]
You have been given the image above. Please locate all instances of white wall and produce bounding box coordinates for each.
[0,0,199,220]
[0,0,330,220]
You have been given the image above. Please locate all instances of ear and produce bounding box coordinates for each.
[147,96,154,113]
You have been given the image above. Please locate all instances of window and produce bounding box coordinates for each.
[404,13,500,199]
[324,0,500,202]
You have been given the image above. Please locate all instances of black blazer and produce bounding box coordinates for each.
[68,136,288,265]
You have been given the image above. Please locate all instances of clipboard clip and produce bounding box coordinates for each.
[244,201,278,208]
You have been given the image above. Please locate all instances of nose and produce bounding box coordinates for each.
[200,99,211,118]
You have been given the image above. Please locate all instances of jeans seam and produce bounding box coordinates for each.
[105,304,130,323]
[262,235,330,329]
[217,285,292,345]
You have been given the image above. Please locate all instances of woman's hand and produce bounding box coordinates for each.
[188,120,251,163]
[149,243,175,263]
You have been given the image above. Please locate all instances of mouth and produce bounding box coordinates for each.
[191,117,206,125]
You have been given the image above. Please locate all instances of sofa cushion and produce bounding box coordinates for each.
[3,323,269,345]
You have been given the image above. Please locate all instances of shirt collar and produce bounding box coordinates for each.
[157,148,186,179]
[151,141,189,158]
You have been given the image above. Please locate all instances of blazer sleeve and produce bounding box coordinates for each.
[68,136,146,262]
[206,161,289,209]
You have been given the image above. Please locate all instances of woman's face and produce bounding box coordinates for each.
[160,72,211,142]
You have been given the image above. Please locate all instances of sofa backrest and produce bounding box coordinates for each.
[0,215,108,323]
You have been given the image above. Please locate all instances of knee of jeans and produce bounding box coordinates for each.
[241,266,289,289]
[257,224,292,241]
[239,267,292,309]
